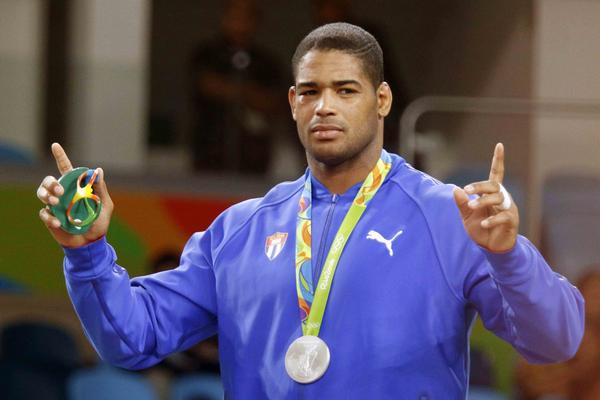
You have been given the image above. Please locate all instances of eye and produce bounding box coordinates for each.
[339,88,357,95]
[299,89,317,96]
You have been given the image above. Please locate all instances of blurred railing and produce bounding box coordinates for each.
[399,95,600,165]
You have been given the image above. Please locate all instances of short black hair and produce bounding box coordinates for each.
[291,22,384,88]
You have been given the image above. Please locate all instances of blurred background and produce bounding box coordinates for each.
[0,0,599,399]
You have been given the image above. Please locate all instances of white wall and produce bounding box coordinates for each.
[67,0,150,171]
[0,0,43,159]
[532,0,600,175]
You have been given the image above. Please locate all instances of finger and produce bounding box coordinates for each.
[41,175,64,197]
[488,142,505,183]
[37,187,61,206]
[38,176,62,205]
[37,186,50,204]
[51,142,74,175]
[464,180,500,196]
[481,212,513,229]
[468,192,504,210]
[39,207,62,229]
[453,186,472,218]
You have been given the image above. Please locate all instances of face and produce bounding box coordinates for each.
[222,1,257,47]
[289,50,391,167]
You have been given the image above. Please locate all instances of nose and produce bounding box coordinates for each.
[315,89,336,117]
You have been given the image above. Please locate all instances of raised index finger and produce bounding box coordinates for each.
[51,143,74,175]
[488,142,505,183]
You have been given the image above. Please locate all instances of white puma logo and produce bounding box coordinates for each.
[366,230,404,256]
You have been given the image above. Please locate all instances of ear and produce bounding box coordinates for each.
[376,82,392,118]
[288,86,297,121]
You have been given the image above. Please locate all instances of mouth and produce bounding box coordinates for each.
[310,124,344,140]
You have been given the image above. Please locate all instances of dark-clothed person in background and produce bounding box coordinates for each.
[190,0,284,175]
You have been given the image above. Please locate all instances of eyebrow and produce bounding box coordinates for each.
[333,80,361,87]
[296,80,362,89]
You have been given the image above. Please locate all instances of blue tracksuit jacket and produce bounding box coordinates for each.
[63,152,584,399]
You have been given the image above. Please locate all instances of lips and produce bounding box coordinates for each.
[310,124,343,140]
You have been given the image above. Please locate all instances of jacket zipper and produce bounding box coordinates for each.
[313,194,338,286]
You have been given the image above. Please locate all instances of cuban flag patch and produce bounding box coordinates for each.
[265,232,288,261]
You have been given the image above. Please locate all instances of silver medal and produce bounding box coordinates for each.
[285,335,330,384]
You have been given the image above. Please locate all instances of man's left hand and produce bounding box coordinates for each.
[453,143,519,253]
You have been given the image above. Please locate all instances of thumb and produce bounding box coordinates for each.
[453,186,471,219]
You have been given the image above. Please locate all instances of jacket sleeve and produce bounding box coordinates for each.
[422,184,585,364]
[63,232,218,370]
[465,235,585,363]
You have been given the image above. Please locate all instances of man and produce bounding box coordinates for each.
[37,23,583,399]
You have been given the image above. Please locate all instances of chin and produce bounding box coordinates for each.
[308,145,353,167]
[302,130,379,168]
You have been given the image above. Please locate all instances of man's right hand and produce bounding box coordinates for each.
[37,143,114,248]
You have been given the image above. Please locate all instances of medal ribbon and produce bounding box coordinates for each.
[295,151,392,337]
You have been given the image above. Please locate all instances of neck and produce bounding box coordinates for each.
[308,143,383,194]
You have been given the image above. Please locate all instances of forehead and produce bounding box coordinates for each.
[295,50,369,85]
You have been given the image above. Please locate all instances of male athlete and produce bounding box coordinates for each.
[37,23,583,399]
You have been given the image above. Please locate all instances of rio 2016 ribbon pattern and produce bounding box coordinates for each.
[49,167,102,235]
[295,151,392,337]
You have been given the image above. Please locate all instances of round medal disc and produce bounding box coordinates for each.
[285,335,330,384]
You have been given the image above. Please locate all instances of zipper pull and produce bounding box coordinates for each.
[331,194,338,204]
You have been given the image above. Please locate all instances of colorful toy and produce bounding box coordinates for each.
[50,167,102,234]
